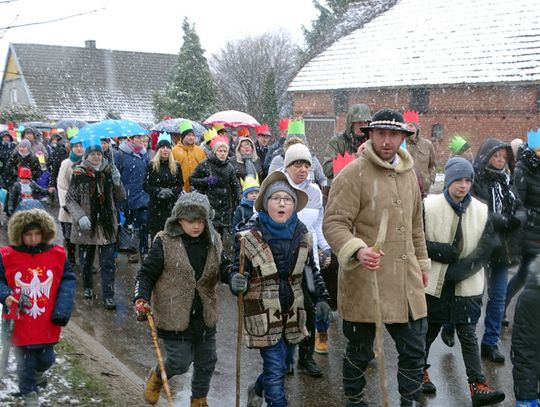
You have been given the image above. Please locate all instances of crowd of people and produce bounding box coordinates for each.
[0,108,538,407]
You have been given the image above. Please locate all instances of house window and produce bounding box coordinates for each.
[431,123,444,141]
[410,88,429,113]
[10,89,18,104]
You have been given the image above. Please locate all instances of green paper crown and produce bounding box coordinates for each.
[287,120,305,136]
[66,127,79,139]
[448,135,468,154]
[179,120,193,134]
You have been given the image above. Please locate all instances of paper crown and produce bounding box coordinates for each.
[400,139,408,151]
[240,174,260,192]
[203,128,218,143]
[287,120,305,136]
[527,128,540,149]
[209,135,229,150]
[66,127,79,139]
[448,135,469,154]
[35,151,46,165]
[332,152,356,176]
[156,132,172,146]
[237,128,250,138]
[279,118,289,131]
[256,124,271,135]
[403,111,420,123]
[213,123,226,132]
[179,120,193,134]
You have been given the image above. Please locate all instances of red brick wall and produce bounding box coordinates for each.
[292,85,540,166]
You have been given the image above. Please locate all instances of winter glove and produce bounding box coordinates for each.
[78,216,91,231]
[316,301,333,325]
[134,298,151,321]
[230,273,248,294]
[507,215,521,231]
[111,166,122,186]
[426,241,460,264]
[157,188,174,199]
[491,213,513,233]
[207,175,219,186]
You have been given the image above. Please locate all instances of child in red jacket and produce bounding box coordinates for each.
[0,209,76,406]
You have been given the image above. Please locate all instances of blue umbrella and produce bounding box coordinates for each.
[76,119,149,140]
[54,119,89,130]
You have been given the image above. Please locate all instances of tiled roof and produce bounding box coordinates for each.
[289,0,540,92]
[7,43,177,122]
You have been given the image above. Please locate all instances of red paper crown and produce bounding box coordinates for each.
[279,118,289,131]
[7,122,14,130]
[256,124,271,135]
[403,111,419,124]
[209,135,230,150]
[18,166,32,179]
[332,152,356,176]
[237,128,250,138]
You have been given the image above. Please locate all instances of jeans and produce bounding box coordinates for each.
[157,331,217,399]
[425,322,485,383]
[254,338,294,407]
[79,243,116,299]
[14,345,55,395]
[506,254,534,310]
[130,207,149,256]
[343,318,427,407]
[482,262,508,346]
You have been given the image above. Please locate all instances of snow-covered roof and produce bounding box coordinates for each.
[3,43,177,122]
[289,0,540,92]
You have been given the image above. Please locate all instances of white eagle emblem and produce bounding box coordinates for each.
[14,269,53,319]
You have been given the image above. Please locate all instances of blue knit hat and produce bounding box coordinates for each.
[444,157,474,189]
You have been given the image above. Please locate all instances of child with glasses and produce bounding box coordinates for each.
[228,171,331,407]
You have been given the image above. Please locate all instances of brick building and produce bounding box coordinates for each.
[288,0,540,166]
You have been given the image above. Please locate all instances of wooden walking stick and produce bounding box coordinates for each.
[146,311,174,407]
[372,208,390,407]
[236,238,246,407]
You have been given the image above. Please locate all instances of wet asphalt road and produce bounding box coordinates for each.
[69,251,517,407]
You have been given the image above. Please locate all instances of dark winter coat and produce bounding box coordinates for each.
[8,180,48,215]
[472,138,524,265]
[513,145,540,256]
[229,215,329,348]
[232,138,264,181]
[255,140,269,177]
[190,154,241,230]
[231,199,254,233]
[114,141,150,210]
[143,160,183,237]
[5,152,42,187]
[48,143,69,188]
[0,141,16,186]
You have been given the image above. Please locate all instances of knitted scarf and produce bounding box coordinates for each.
[521,146,540,172]
[258,210,298,240]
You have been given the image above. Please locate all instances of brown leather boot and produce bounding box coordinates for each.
[144,368,162,405]
[315,331,329,354]
[469,382,505,407]
[191,397,209,407]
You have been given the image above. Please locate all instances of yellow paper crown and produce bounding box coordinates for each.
[240,175,260,192]
[213,123,225,132]
[203,128,218,143]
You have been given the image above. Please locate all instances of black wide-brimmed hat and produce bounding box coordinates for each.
[361,109,414,136]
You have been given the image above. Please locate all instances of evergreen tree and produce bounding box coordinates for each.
[260,70,279,134]
[0,104,44,123]
[154,18,217,121]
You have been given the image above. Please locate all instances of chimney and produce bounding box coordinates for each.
[85,40,96,49]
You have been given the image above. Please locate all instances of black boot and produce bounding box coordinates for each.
[469,382,505,406]
[441,323,455,347]
[480,344,505,364]
[297,357,323,377]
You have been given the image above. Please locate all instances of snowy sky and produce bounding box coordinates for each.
[0,0,318,68]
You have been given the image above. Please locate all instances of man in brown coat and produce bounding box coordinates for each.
[405,120,437,195]
[323,108,430,407]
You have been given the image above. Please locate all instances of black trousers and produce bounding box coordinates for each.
[425,322,485,383]
[511,288,540,401]
[342,317,427,407]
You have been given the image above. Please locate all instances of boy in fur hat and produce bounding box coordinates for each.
[0,209,76,406]
[134,192,230,407]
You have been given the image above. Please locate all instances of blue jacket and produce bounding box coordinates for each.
[114,141,149,210]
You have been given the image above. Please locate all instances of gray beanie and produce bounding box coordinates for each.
[444,157,474,189]
[18,139,31,149]
[284,143,312,168]
[263,180,297,211]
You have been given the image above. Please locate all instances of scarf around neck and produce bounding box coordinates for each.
[259,210,298,240]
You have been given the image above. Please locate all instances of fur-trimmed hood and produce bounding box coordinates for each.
[8,209,56,246]
[163,192,218,244]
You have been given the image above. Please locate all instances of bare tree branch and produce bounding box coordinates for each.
[0,7,105,31]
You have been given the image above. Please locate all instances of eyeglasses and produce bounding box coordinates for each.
[269,195,294,205]
[291,161,311,169]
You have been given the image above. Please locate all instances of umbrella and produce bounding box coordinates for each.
[75,119,149,140]
[54,119,89,130]
[20,121,54,131]
[203,110,259,128]
[151,118,206,140]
